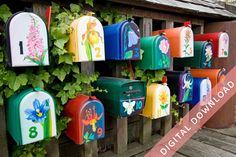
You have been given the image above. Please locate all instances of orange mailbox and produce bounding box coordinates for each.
[64,95,105,145]
[152,26,194,58]
[190,69,226,90]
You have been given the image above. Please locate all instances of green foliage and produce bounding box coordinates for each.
[99,9,131,25]
[0,4,12,22]
[11,140,49,157]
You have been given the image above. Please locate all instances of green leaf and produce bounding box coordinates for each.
[52,68,67,82]
[51,2,60,14]
[7,72,28,91]
[38,70,50,83]
[85,0,94,6]
[56,117,71,138]
[0,4,12,22]
[58,54,73,65]
[0,91,4,106]
[54,37,69,49]
[72,65,80,74]
[70,4,81,13]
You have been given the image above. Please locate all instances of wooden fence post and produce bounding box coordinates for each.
[0,106,9,157]
[161,21,173,135]
[138,18,153,144]
[112,64,128,155]
[80,62,98,157]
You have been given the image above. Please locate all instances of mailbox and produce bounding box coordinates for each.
[141,81,170,119]
[194,32,229,58]
[6,88,57,145]
[6,12,49,67]
[135,34,170,70]
[152,26,194,58]
[190,69,226,90]
[187,78,212,106]
[93,77,146,117]
[166,71,193,103]
[103,20,141,60]
[64,95,105,145]
[68,15,105,62]
[174,41,213,68]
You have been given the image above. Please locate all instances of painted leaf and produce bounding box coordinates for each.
[124,50,133,59]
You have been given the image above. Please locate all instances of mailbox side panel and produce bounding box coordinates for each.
[120,21,141,60]
[104,22,123,60]
[79,100,105,144]
[6,12,49,67]
[19,91,56,145]
[200,79,212,104]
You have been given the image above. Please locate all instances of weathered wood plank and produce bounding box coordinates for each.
[99,134,161,157]
[206,126,236,138]
[178,139,236,157]
[0,106,9,157]
[192,129,236,154]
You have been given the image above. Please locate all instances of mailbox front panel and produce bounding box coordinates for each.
[104,20,140,60]
[120,21,140,60]
[69,16,105,62]
[179,73,193,103]
[19,91,56,145]
[136,35,170,70]
[218,32,229,57]
[6,12,49,67]
[180,27,194,58]
[80,100,105,144]
[188,78,211,105]
[141,84,170,119]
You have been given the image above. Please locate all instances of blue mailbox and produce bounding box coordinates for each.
[103,20,141,60]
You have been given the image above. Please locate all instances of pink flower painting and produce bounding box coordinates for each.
[25,16,47,65]
[159,39,169,54]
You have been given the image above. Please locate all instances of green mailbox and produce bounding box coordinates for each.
[174,41,213,68]
[93,77,146,117]
[135,34,170,70]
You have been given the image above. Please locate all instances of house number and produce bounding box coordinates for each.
[29,126,38,138]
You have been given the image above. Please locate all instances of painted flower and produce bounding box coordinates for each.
[159,90,168,105]
[205,46,213,62]
[182,76,193,89]
[25,99,50,124]
[83,132,95,143]
[25,16,47,65]
[185,30,192,43]
[223,34,228,45]
[159,39,169,54]
[128,28,139,48]
[123,101,135,115]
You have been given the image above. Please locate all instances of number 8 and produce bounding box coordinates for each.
[29,126,38,138]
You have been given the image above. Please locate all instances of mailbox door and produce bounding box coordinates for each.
[200,78,212,104]
[157,35,170,69]
[120,21,140,60]
[19,90,56,145]
[79,100,105,144]
[6,12,49,67]
[180,27,194,57]
[76,16,105,62]
[179,73,193,103]
[201,42,213,68]
[218,32,229,57]
[120,82,146,117]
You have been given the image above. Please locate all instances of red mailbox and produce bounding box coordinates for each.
[64,95,105,145]
[194,32,229,58]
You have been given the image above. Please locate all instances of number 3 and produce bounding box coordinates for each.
[29,126,38,138]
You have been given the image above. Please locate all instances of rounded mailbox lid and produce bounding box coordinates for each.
[200,78,212,104]
[19,90,56,145]
[180,27,194,58]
